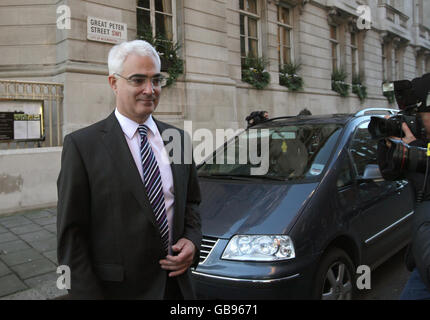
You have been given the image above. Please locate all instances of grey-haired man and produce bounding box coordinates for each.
[57,40,202,299]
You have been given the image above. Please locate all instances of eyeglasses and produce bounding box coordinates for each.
[114,73,167,88]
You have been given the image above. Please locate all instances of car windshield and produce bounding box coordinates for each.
[198,123,343,181]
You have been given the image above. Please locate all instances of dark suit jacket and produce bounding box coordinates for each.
[56,111,202,299]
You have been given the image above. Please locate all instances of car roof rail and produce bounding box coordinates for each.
[354,108,399,117]
[267,116,296,122]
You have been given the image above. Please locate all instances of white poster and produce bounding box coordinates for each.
[13,117,27,140]
[27,115,41,139]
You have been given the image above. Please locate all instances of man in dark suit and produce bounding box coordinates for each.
[57,40,202,299]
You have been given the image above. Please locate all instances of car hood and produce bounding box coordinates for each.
[198,178,319,239]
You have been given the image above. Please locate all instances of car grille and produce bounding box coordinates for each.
[199,236,218,264]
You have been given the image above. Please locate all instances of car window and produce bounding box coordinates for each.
[349,121,378,177]
[337,156,354,189]
[198,123,343,181]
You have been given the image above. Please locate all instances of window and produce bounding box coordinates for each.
[349,122,378,177]
[330,25,339,71]
[394,47,403,80]
[337,156,354,189]
[277,5,292,66]
[136,0,174,41]
[198,124,343,182]
[350,33,358,78]
[416,53,424,77]
[382,43,387,80]
[239,0,260,65]
[383,41,394,81]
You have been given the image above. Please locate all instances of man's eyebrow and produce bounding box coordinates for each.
[128,73,162,78]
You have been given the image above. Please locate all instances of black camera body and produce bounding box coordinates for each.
[368,113,425,140]
[369,73,430,141]
[370,73,430,191]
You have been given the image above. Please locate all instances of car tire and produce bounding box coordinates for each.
[312,247,356,300]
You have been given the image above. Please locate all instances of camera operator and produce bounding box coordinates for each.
[377,111,430,300]
[246,110,269,128]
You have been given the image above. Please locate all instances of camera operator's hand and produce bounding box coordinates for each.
[384,116,417,146]
[400,123,417,144]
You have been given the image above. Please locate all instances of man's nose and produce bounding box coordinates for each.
[141,79,154,94]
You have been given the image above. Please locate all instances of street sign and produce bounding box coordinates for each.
[87,16,127,44]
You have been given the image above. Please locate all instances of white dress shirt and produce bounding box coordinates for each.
[115,108,175,254]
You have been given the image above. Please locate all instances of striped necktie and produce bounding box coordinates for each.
[138,124,169,254]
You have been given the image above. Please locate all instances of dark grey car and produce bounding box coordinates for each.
[190,108,414,300]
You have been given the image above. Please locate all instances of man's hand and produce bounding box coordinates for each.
[384,115,417,146]
[159,238,196,277]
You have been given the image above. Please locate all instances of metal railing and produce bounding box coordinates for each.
[0,80,63,149]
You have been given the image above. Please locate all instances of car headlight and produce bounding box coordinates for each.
[221,235,295,261]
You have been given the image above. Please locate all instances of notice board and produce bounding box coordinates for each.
[0,100,44,142]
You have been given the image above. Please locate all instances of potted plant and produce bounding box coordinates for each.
[279,62,304,91]
[331,68,350,97]
[241,55,271,90]
[352,75,367,103]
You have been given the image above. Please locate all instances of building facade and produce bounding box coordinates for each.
[1,0,430,213]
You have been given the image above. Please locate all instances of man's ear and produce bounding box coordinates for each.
[108,75,118,94]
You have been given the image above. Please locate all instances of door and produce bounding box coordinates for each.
[348,121,413,265]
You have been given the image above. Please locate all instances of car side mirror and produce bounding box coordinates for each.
[357,164,384,182]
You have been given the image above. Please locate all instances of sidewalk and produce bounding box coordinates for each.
[0,207,67,300]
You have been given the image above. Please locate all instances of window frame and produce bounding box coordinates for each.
[239,0,262,64]
[350,32,358,78]
[394,46,404,80]
[136,0,177,43]
[277,4,293,67]
[382,43,388,81]
[330,24,340,71]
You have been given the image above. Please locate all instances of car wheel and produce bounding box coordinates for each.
[313,248,356,300]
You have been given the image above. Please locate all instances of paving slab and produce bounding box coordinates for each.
[0,240,31,254]
[31,217,57,226]
[9,224,44,235]
[0,248,44,266]
[43,224,57,234]
[19,230,54,243]
[0,274,28,297]
[29,237,57,252]
[0,208,61,299]
[33,279,67,300]
[10,257,57,280]
[0,225,8,234]
[43,250,57,264]
[0,260,12,277]
[0,216,33,228]
[23,211,53,220]
[0,232,19,243]
[0,288,46,300]
[24,272,58,288]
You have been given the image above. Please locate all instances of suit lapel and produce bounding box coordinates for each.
[100,112,157,227]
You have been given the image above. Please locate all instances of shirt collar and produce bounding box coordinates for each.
[114,108,158,139]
